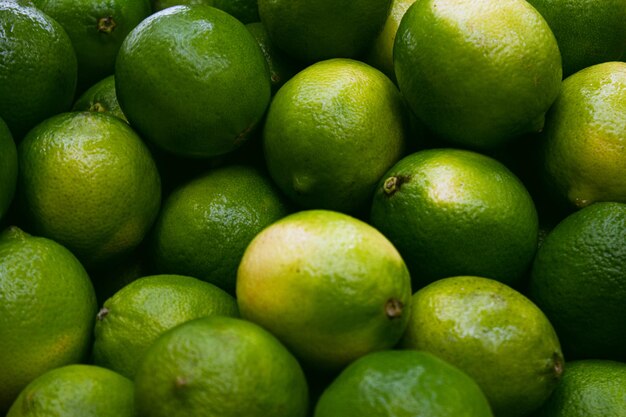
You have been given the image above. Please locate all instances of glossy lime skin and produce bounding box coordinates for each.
[0,118,17,221]
[394,0,562,148]
[116,5,271,158]
[73,75,127,122]
[402,276,563,417]
[315,350,493,417]
[6,365,133,417]
[0,1,77,139]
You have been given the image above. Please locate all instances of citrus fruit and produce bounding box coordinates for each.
[149,165,290,293]
[0,227,97,412]
[0,0,77,139]
[17,111,161,268]
[134,316,308,417]
[237,210,412,371]
[32,0,152,92]
[370,148,538,289]
[529,202,626,361]
[72,75,127,122]
[394,0,562,149]
[246,22,301,94]
[93,274,239,378]
[315,350,493,417]
[258,0,391,63]
[6,364,133,417]
[532,360,626,417]
[115,5,271,158]
[526,0,626,77]
[365,0,416,82]
[540,62,626,210]
[90,244,149,305]
[0,117,17,221]
[213,0,259,23]
[263,58,407,214]
[401,276,564,417]
[151,0,211,12]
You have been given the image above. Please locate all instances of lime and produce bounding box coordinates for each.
[370,149,538,289]
[0,117,17,221]
[0,0,77,139]
[315,350,493,417]
[529,202,626,361]
[527,0,626,77]
[134,316,308,417]
[402,276,563,417]
[149,165,290,293]
[394,0,562,148]
[0,227,97,412]
[32,0,151,92]
[6,365,133,417]
[115,5,271,158]
[263,58,407,214]
[237,210,412,371]
[258,0,391,63]
[532,360,626,417]
[540,62,626,210]
[72,75,128,122]
[17,112,161,268]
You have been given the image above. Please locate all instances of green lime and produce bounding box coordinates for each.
[0,117,17,221]
[115,5,271,158]
[370,149,538,289]
[402,276,563,417]
[213,0,258,23]
[540,62,626,210]
[149,165,290,294]
[526,0,626,77]
[17,112,161,268]
[529,202,626,361]
[32,0,151,92]
[0,227,97,412]
[258,0,391,62]
[0,1,77,139]
[6,365,133,417]
[263,58,407,214]
[315,350,493,417]
[72,75,127,122]
[394,0,562,148]
[532,360,626,417]
[237,210,412,371]
[93,274,238,378]
[134,316,308,417]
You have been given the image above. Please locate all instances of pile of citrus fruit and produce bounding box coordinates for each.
[1,0,625,416]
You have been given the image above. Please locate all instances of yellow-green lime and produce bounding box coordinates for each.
[365,0,416,82]
[149,165,290,293]
[246,22,301,94]
[258,0,391,63]
[0,1,77,139]
[401,276,563,417]
[263,58,407,214]
[0,227,97,412]
[6,365,133,417]
[529,202,626,361]
[0,117,17,221]
[370,148,538,289]
[93,274,238,378]
[526,0,626,77]
[394,0,562,148]
[315,350,493,417]
[72,75,127,122]
[540,62,626,210]
[134,316,308,417]
[237,210,412,372]
[115,5,271,158]
[532,360,626,417]
[32,0,152,92]
[17,112,161,268]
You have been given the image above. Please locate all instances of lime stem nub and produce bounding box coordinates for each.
[383,176,401,196]
[97,16,117,34]
[96,307,109,321]
[385,298,404,319]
